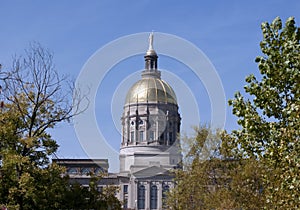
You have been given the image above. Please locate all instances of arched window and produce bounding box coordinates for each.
[81,168,90,175]
[150,184,158,209]
[67,167,78,175]
[138,184,145,209]
[131,131,135,142]
[139,130,144,141]
[149,130,154,141]
[162,183,170,207]
[95,167,104,175]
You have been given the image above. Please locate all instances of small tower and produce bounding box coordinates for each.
[119,33,182,209]
[119,33,182,175]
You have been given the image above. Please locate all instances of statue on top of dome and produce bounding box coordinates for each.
[148,32,154,50]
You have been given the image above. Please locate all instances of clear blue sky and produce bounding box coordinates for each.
[1,1,300,172]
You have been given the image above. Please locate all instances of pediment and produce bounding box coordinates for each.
[132,166,172,178]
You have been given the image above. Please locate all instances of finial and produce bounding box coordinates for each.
[148,32,154,50]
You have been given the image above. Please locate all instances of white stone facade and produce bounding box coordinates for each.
[118,34,182,209]
[56,34,182,210]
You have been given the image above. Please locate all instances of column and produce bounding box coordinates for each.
[145,118,148,142]
[145,181,150,210]
[128,179,137,209]
[157,182,162,210]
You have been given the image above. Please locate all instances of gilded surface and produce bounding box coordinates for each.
[125,77,177,104]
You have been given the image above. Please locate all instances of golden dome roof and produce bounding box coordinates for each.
[125,77,177,105]
[125,33,177,105]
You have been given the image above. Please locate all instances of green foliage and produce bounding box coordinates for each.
[61,175,121,210]
[0,44,69,209]
[168,17,300,210]
[225,16,300,209]
[0,114,68,209]
[166,126,225,209]
[0,44,119,209]
[167,128,266,210]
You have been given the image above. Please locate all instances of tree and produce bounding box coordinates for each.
[0,43,83,209]
[223,16,300,209]
[165,125,266,210]
[165,126,223,209]
[86,176,121,210]
[167,17,300,210]
[0,44,122,209]
[60,175,121,210]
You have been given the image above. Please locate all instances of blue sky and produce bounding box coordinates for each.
[1,1,300,172]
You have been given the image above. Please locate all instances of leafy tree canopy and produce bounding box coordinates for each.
[168,16,300,210]
[0,43,120,209]
[223,16,300,209]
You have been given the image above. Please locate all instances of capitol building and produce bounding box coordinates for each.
[55,33,182,210]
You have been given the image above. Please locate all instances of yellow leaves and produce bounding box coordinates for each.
[19,136,38,149]
[0,43,87,209]
[19,172,34,192]
[2,153,31,171]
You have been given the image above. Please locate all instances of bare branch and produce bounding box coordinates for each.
[0,42,88,166]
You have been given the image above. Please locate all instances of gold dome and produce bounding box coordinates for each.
[125,77,177,105]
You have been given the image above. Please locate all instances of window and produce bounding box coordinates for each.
[138,184,145,209]
[123,185,128,194]
[123,185,128,208]
[139,130,144,141]
[162,183,170,207]
[95,167,103,174]
[81,168,90,175]
[149,131,154,141]
[67,167,78,175]
[149,119,155,128]
[131,131,135,142]
[123,198,128,209]
[169,132,173,144]
[150,184,158,209]
[160,133,164,141]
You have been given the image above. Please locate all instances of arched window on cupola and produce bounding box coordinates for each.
[139,130,144,141]
[149,130,155,141]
